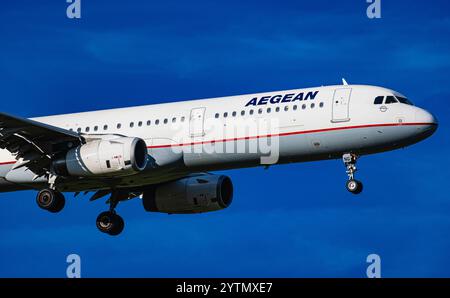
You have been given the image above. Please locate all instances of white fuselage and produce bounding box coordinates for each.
[0,84,437,192]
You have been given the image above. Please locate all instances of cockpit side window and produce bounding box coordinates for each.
[374,96,384,105]
[396,96,414,106]
[385,96,398,104]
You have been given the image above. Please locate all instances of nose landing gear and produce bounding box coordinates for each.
[343,153,363,194]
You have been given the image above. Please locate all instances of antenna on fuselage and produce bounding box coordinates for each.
[342,78,349,86]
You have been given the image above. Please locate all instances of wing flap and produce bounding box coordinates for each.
[0,112,82,175]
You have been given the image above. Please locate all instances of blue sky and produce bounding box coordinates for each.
[0,0,449,277]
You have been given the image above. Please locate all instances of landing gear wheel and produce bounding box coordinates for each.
[49,192,65,213]
[346,179,363,194]
[36,189,65,213]
[342,153,364,194]
[96,211,125,236]
[109,215,125,236]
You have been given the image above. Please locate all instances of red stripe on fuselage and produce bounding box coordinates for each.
[147,122,435,149]
[0,122,435,165]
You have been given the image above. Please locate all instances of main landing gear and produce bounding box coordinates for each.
[35,178,125,235]
[96,192,125,236]
[36,188,66,213]
[342,153,363,194]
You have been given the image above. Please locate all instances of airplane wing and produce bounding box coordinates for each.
[0,112,83,176]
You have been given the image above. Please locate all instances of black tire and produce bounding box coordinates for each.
[49,192,66,213]
[96,211,115,234]
[346,179,363,194]
[36,189,65,212]
[108,215,125,236]
[96,211,125,236]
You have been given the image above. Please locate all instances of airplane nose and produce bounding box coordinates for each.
[415,108,438,124]
[415,108,438,135]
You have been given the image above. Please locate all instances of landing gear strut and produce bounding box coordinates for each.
[36,188,65,213]
[342,153,363,194]
[96,192,125,236]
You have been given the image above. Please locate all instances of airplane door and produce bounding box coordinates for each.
[332,88,352,123]
[189,107,206,137]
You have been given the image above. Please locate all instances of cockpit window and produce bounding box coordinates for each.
[395,96,414,106]
[374,96,384,105]
[385,96,398,104]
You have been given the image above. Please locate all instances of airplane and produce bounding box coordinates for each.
[0,82,437,235]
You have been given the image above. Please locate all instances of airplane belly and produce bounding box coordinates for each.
[302,125,426,156]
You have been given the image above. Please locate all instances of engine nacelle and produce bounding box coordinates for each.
[143,175,233,214]
[53,137,148,177]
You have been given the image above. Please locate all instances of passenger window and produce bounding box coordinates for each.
[215,113,219,118]
[117,123,121,129]
[164,119,168,124]
[94,126,98,132]
[302,104,306,110]
[311,103,315,109]
[385,96,398,104]
[284,106,289,111]
[224,112,228,118]
[249,110,254,115]
[172,117,176,123]
[275,107,280,112]
[319,102,324,108]
[85,127,90,132]
[77,128,81,133]
[103,125,108,130]
[241,110,245,116]
[147,120,151,126]
[155,119,160,125]
[232,111,237,117]
[138,121,142,127]
[258,108,263,114]
[181,116,185,122]
[374,96,384,105]
[267,107,271,113]
[130,122,134,128]
[293,105,297,110]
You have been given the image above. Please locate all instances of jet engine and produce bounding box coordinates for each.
[53,137,148,177]
[142,175,233,214]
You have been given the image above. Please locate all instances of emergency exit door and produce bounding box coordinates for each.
[189,107,206,137]
[331,88,352,123]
